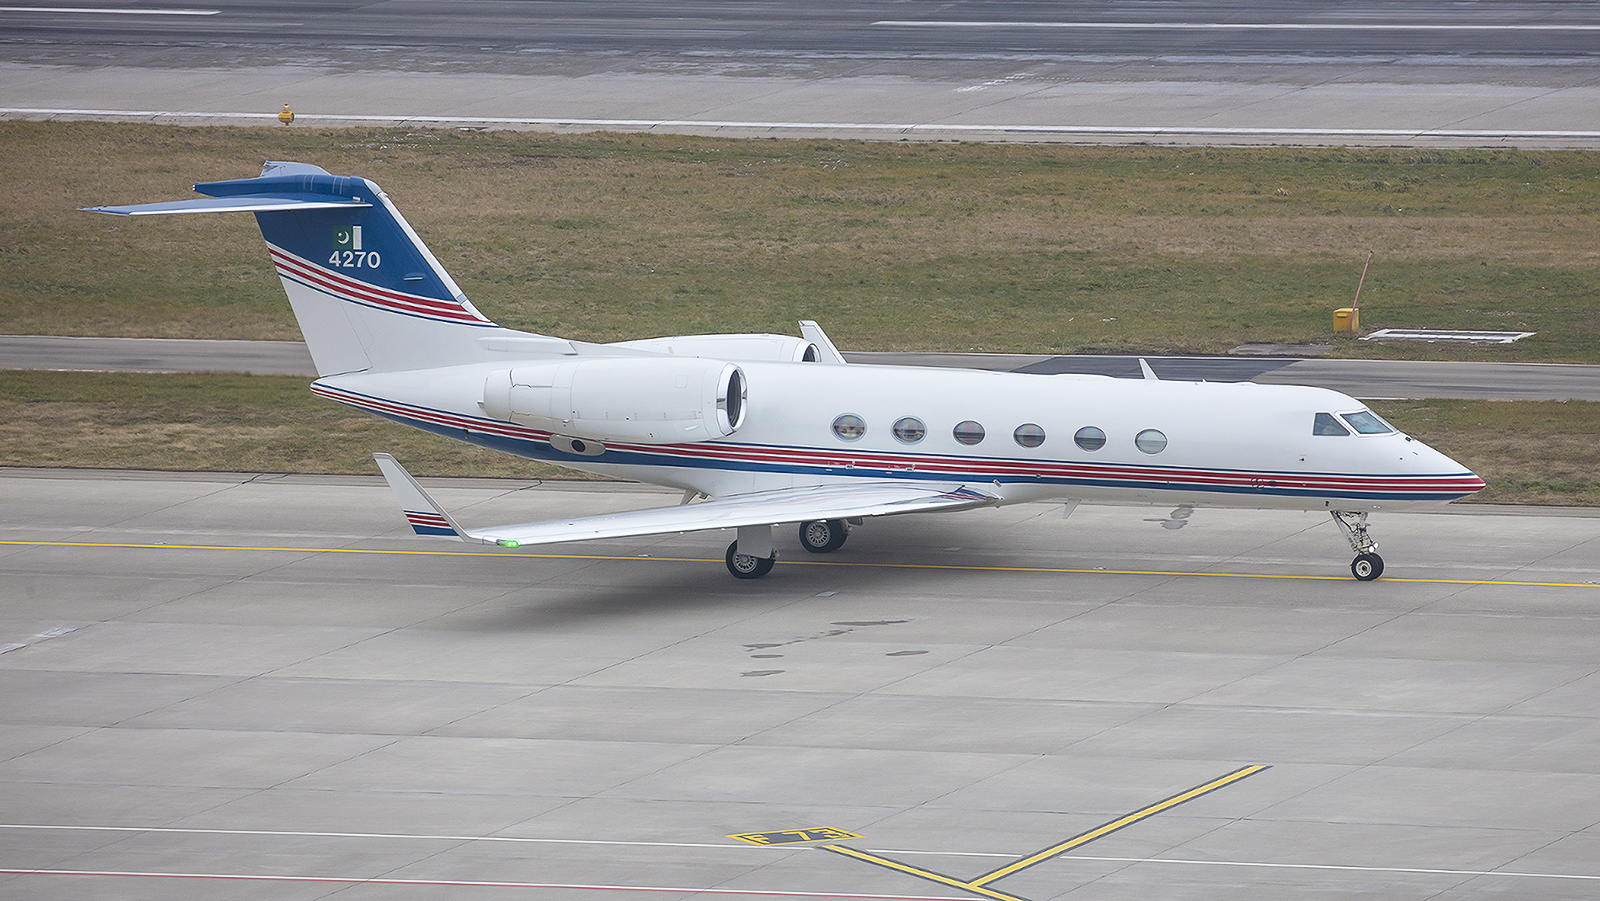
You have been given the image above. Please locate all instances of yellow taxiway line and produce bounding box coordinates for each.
[2,540,1595,588]
[820,765,1270,901]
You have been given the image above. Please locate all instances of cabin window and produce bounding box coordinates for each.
[1340,410,1395,435]
[953,420,986,445]
[832,413,866,441]
[892,416,926,445]
[1314,412,1350,436]
[1074,426,1106,452]
[1135,428,1168,454]
[1013,423,1046,448]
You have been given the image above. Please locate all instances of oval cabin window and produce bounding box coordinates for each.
[832,413,866,441]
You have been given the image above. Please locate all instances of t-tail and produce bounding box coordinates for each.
[85,161,548,376]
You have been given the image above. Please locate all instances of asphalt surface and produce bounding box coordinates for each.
[2,468,1598,900]
[4,1,1599,144]
[6,335,1599,402]
[5,1,1600,57]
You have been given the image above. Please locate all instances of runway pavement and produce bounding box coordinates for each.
[1,468,1598,900]
[4,1,1599,146]
[6,335,1600,401]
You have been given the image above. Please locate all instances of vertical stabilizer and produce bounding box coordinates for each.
[87,162,521,377]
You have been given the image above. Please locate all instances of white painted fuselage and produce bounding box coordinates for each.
[316,358,1482,513]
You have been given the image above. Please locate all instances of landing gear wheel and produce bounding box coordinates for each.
[798,519,848,554]
[726,541,776,579]
[1351,552,1384,582]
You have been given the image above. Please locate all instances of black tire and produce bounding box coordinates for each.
[798,519,848,554]
[1351,552,1384,581]
[726,541,776,579]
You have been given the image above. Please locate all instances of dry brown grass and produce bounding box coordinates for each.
[5,122,1599,360]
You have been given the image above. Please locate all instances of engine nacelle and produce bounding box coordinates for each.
[483,356,746,445]
[609,333,821,363]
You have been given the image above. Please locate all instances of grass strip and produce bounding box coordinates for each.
[4,121,1599,362]
[1,372,1593,506]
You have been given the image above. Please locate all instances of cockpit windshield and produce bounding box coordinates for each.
[1313,412,1350,436]
[1340,410,1395,435]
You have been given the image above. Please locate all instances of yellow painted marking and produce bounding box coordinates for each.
[819,845,1031,901]
[731,827,861,846]
[967,764,1269,886]
[2,541,1594,589]
[817,765,1268,901]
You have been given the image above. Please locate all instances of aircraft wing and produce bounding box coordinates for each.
[374,453,997,548]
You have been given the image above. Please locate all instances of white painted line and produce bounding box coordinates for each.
[875,20,1600,32]
[0,6,219,14]
[1069,855,1600,882]
[1362,329,1536,343]
[0,868,965,900]
[0,823,743,850]
[2,825,1596,881]
[5,108,1600,140]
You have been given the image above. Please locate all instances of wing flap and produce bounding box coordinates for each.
[373,454,996,549]
[476,481,997,547]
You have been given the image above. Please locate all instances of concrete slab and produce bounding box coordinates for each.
[1,469,1598,900]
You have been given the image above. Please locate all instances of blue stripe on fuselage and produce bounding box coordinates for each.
[328,387,1478,504]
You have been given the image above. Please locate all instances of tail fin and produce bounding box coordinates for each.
[87,161,508,376]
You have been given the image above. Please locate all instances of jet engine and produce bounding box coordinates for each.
[483,356,746,445]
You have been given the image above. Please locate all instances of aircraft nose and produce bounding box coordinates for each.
[1413,438,1485,496]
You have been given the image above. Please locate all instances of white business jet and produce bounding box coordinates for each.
[88,162,1484,581]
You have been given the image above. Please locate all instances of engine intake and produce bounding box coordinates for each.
[484,356,746,444]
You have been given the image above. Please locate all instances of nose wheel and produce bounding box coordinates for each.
[1351,552,1384,581]
[1332,511,1385,581]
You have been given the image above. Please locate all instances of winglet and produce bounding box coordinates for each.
[1138,358,1160,381]
[373,453,472,542]
[799,320,848,365]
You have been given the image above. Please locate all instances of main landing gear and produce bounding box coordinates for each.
[1331,511,1384,581]
[726,520,851,578]
[725,524,776,579]
[725,541,776,579]
[798,519,849,554]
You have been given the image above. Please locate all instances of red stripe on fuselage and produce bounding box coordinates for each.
[312,384,1482,500]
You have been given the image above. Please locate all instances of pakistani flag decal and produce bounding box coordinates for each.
[334,225,363,251]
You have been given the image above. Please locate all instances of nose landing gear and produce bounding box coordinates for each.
[1332,511,1384,581]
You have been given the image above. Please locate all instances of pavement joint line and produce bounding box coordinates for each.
[3,539,1596,588]
[4,109,1600,140]
[822,765,1269,901]
[0,868,967,899]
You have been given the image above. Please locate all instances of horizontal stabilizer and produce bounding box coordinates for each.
[84,195,371,216]
[373,454,996,549]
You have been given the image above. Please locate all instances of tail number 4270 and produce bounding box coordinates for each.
[329,250,381,268]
